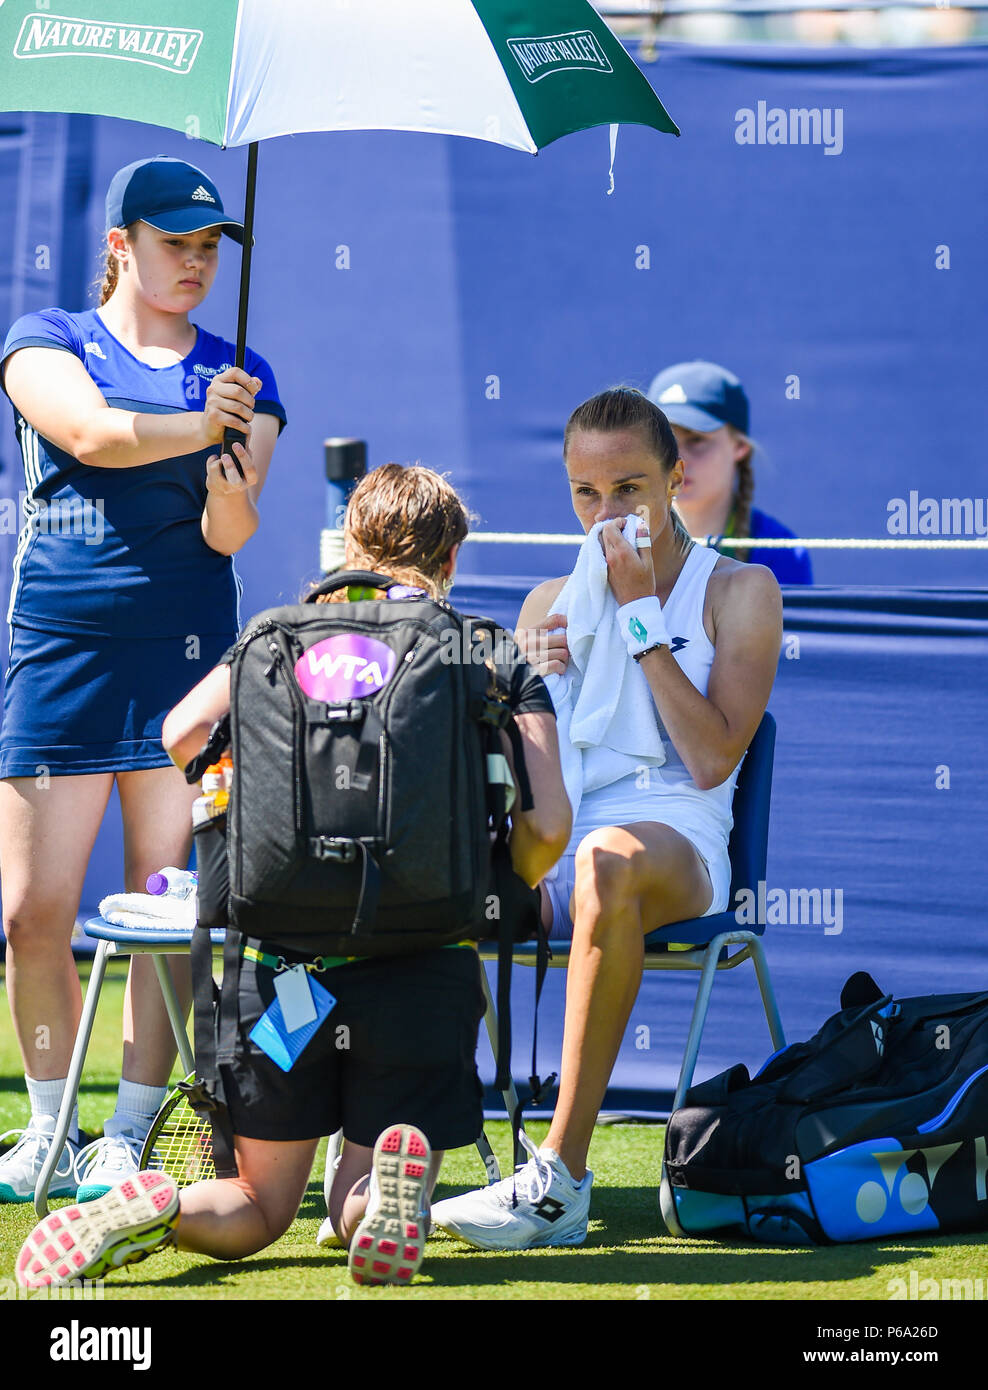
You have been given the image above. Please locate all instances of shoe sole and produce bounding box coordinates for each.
[348,1124,431,1287]
[0,1180,78,1205]
[15,1171,178,1290]
[436,1219,588,1251]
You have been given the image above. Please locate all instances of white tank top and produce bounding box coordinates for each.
[568,542,741,855]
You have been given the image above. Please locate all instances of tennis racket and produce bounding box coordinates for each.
[139,1074,216,1186]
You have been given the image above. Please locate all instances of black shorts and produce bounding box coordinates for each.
[220,942,486,1151]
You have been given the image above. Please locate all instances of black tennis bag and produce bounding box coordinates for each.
[661,972,988,1245]
[186,571,545,1174]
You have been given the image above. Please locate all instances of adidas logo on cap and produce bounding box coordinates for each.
[659,384,688,404]
[190,185,216,202]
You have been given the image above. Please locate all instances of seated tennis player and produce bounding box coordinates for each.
[14,464,571,1291]
[430,387,782,1249]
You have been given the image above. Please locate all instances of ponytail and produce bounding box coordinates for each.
[91,224,137,306]
[729,433,756,563]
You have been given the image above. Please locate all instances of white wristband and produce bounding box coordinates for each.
[616,596,669,657]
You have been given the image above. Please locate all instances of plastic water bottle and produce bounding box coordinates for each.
[146,867,198,899]
[192,764,230,828]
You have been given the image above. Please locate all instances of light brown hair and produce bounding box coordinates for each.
[727,425,756,562]
[317,463,471,603]
[91,223,138,306]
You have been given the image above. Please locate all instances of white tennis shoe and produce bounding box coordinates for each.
[431,1134,592,1250]
[75,1131,144,1203]
[0,1121,80,1204]
[15,1171,179,1290]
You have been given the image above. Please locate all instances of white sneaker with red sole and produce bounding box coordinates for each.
[15,1170,179,1290]
[348,1124,431,1287]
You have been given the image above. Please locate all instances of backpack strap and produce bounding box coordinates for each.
[184,713,231,786]
[303,570,398,603]
[307,836,382,935]
[464,617,535,818]
[187,923,239,1179]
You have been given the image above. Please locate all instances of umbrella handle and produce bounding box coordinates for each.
[225,141,259,481]
[222,424,248,480]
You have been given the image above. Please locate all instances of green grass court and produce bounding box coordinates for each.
[0,962,983,1303]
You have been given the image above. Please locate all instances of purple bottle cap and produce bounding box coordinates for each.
[146,873,168,896]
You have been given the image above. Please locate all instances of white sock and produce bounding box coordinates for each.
[106,1080,167,1140]
[25,1075,79,1145]
[542,1148,589,1187]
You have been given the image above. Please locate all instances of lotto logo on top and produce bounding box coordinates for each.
[507,31,612,83]
[14,15,203,74]
[294,635,397,703]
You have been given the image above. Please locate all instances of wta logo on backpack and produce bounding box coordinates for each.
[294,635,397,702]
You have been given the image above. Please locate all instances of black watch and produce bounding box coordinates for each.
[632,642,667,663]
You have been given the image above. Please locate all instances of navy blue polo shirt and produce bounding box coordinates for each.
[1,306,287,638]
[747,507,813,585]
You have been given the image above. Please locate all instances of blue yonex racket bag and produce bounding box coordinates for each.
[661,972,988,1245]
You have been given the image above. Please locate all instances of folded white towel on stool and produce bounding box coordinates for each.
[98,891,196,931]
[544,515,666,827]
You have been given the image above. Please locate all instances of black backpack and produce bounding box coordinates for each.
[662,971,988,1244]
[186,572,546,1172]
[195,569,538,954]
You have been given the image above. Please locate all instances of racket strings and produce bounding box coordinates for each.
[146,1103,216,1185]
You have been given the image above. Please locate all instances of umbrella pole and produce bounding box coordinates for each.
[223,140,259,478]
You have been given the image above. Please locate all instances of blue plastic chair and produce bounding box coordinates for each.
[478,711,786,1146]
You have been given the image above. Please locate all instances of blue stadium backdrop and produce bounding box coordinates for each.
[0,44,985,1112]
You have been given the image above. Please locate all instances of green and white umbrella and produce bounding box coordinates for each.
[0,0,678,415]
[0,0,677,150]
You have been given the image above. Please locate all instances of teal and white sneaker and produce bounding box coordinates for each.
[348,1124,431,1286]
[15,1171,179,1290]
[75,1131,144,1203]
[0,1121,80,1204]
[431,1134,592,1250]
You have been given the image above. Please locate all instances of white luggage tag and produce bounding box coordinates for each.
[274,963,318,1032]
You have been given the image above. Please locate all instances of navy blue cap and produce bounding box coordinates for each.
[105,156,243,244]
[647,361,750,435]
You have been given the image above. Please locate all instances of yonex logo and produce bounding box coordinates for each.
[532,1196,567,1223]
[83,341,107,359]
[669,636,689,654]
[507,30,612,84]
[190,185,215,203]
[14,15,202,74]
[854,1143,970,1225]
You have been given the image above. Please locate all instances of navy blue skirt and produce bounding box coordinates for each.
[0,626,236,778]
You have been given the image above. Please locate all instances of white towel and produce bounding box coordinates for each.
[544,515,666,826]
[98,891,196,931]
